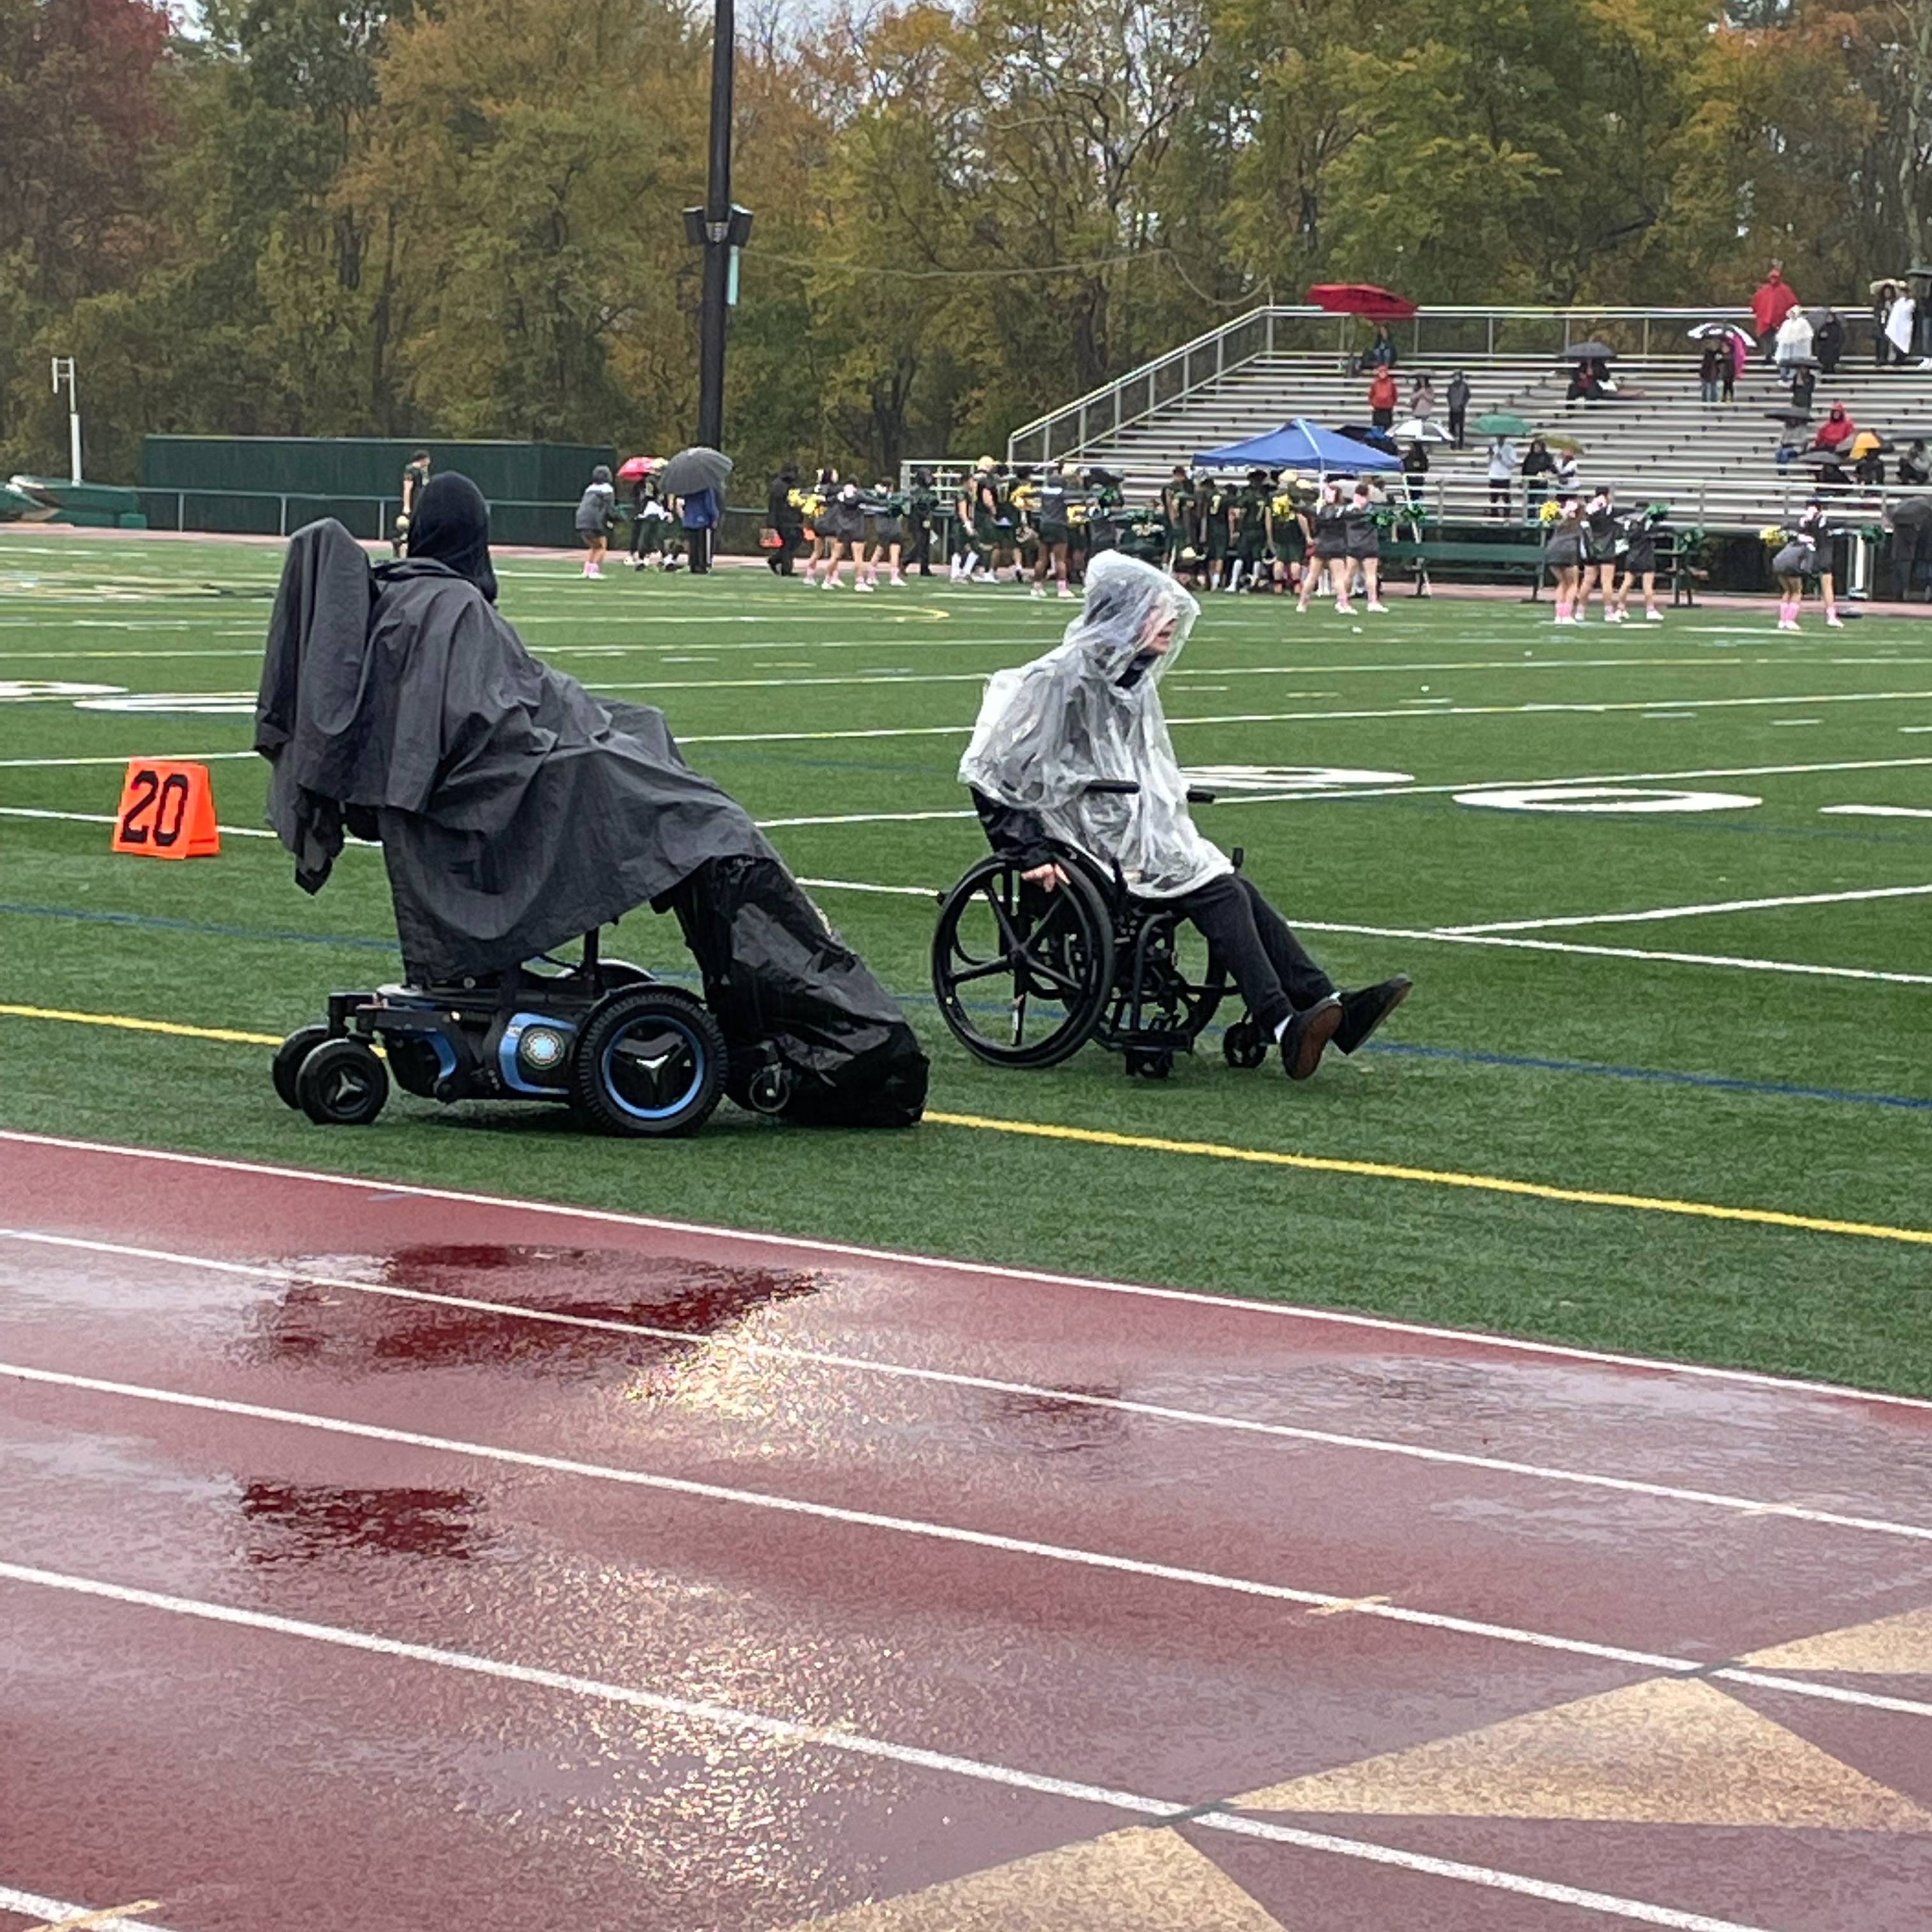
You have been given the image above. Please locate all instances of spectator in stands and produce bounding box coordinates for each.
[1874,283,1900,365]
[1774,307,1814,383]
[1790,362,1817,417]
[1409,372,1436,418]
[1400,438,1430,512]
[1899,439,1931,487]
[1367,362,1399,430]
[1365,326,1398,369]
[1725,329,1746,401]
[1751,263,1800,359]
[1565,362,1605,403]
[1446,371,1472,447]
[1698,337,1725,403]
[1884,288,1917,367]
[1855,445,1887,487]
[1814,310,1845,376]
[1552,447,1581,496]
[1521,434,1557,508]
[1485,434,1519,519]
[1813,402,1856,452]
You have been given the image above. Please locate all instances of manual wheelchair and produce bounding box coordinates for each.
[930,783,1269,1079]
[271,926,728,1137]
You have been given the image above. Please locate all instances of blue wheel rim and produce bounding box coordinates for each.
[600,1015,706,1121]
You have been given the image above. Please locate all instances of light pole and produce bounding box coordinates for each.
[50,357,82,482]
[682,0,751,451]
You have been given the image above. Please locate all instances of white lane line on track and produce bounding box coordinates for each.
[1822,804,1932,821]
[0,1559,1798,1932]
[1440,882,1932,935]
[6,1231,1930,1545]
[8,1131,1931,1414]
[9,1355,1932,1725]
[0,751,257,768]
[0,1888,175,1932]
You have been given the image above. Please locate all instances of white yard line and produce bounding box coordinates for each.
[8,1234,1929,1542]
[1821,804,1932,822]
[1442,882,1932,935]
[0,1558,1824,1932]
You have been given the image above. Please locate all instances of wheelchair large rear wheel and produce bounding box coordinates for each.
[931,855,1114,1067]
[569,986,726,1137]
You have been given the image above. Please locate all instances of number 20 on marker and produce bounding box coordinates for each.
[111,760,221,859]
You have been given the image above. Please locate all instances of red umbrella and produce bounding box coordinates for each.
[1305,282,1418,319]
[616,454,659,481]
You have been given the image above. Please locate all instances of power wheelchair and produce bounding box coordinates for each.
[930,782,1269,1078]
[272,927,728,1137]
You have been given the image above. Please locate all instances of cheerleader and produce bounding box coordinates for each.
[1544,495,1585,621]
[1028,461,1077,598]
[819,477,868,591]
[1577,487,1619,620]
[1343,480,1388,611]
[800,468,836,584]
[1611,505,1666,622]
[1770,499,1843,630]
[863,483,907,587]
[1300,481,1350,612]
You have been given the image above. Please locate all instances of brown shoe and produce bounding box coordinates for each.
[1280,995,1342,1080]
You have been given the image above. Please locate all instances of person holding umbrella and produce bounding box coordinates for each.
[1485,433,1519,519]
[657,445,733,576]
[1699,335,1725,404]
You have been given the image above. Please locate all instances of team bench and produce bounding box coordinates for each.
[1379,538,1549,599]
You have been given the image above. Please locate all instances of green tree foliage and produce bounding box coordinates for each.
[1,0,1927,484]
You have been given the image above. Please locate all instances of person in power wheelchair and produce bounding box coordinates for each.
[256,473,926,1134]
[952,550,1409,1080]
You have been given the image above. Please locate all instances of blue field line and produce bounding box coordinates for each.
[5,897,1927,1113]
[1361,1038,1932,1110]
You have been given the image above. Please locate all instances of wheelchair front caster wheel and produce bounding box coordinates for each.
[295,1037,390,1125]
[569,987,726,1137]
[273,1025,331,1109]
[1124,1049,1172,1080]
[1222,1018,1269,1070]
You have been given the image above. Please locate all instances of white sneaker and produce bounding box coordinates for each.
[1029,583,1047,599]
[1057,585,1075,599]
[1365,601,1388,613]
[854,578,874,593]
[1335,601,1354,614]
[820,576,838,590]
[1825,612,1843,627]
[1645,609,1664,621]
[890,574,905,586]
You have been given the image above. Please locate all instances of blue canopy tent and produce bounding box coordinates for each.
[1194,417,1402,473]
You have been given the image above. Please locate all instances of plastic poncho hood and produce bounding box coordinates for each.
[958,550,1229,898]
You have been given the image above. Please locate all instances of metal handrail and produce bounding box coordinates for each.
[1006,298,1892,466]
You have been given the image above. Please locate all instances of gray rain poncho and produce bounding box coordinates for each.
[958,550,1229,898]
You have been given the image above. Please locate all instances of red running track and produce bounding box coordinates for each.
[3,1130,1932,1932]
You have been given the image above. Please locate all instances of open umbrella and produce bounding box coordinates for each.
[1541,433,1587,454]
[1305,282,1417,320]
[1337,422,1400,454]
[616,455,660,482]
[1561,341,1616,361]
[1871,276,1912,295]
[657,446,733,496]
[1846,431,1893,459]
[1687,321,1754,348]
[1472,411,1531,437]
[1765,408,1812,424]
[1393,417,1453,442]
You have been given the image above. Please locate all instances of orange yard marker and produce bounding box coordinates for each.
[111,760,220,859]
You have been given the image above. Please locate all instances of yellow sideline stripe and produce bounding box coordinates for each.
[4,1002,1927,1248]
[923,1108,1932,1248]
[0,1003,280,1046]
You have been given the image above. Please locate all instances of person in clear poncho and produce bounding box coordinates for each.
[959,551,1410,1079]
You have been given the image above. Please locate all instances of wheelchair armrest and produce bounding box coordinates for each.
[1084,779,1140,795]
[1186,787,1216,805]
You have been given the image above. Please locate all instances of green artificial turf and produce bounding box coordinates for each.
[4,533,1930,1392]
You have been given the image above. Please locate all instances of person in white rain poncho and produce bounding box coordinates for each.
[958,552,1411,1079]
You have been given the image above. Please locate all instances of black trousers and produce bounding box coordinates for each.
[907,519,933,574]
[1160,872,1333,1037]
[687,526,712,573]
[769,526,802,574]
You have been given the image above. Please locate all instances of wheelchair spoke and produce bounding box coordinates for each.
[946,953,1025,987]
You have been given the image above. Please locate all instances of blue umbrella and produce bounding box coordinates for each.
[1195,417,1402,473]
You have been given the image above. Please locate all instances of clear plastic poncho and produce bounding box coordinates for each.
[958,550,1229,899]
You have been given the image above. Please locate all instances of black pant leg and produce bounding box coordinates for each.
[1167,873,1322,1037]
